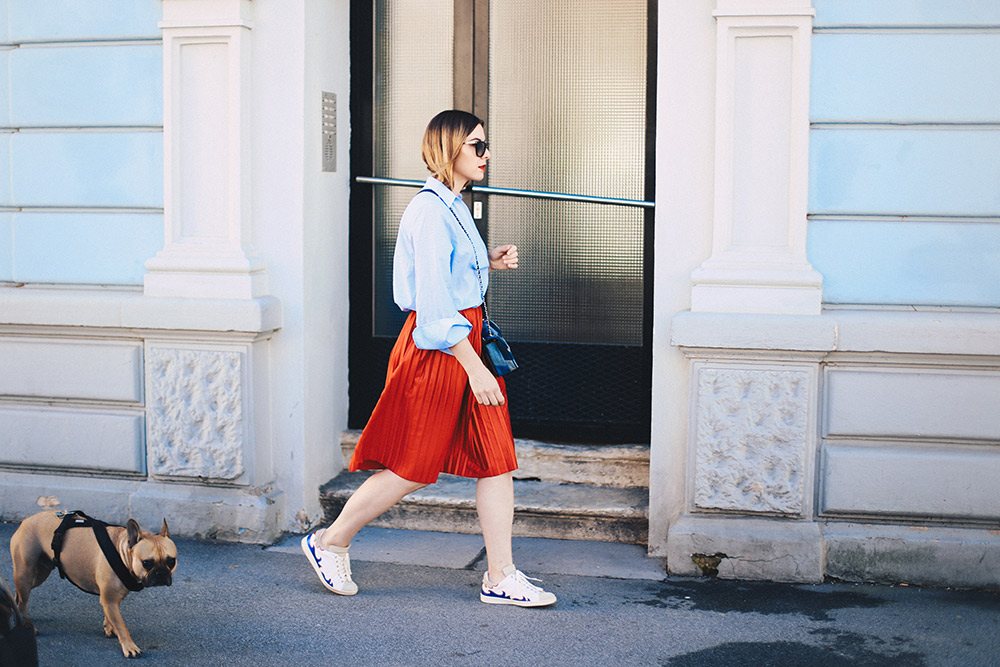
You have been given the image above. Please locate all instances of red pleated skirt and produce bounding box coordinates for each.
[349,306,518,484]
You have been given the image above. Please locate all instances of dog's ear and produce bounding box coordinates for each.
[127,519,143,548]
[160,519,170,538]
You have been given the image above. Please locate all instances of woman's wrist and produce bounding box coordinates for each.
[449,337,486,375]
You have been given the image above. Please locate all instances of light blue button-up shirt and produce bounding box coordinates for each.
[393,177,490,352]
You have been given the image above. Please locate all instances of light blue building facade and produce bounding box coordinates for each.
[0,0,997,588]
[808,2,1000,307]
[5,2,997,317]
[0,1,164,285]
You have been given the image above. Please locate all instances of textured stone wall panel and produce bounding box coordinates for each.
[147,347,246,481]
[694,367,810,514]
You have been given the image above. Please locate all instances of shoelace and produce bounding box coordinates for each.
[507,570,544,597]
[515,570,543,589]
[317,540,352,579]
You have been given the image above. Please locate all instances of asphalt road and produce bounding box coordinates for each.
[2,522,998,666]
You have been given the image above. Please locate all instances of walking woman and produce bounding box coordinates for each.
[302,110,556,607]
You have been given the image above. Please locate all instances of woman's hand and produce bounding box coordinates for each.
[450,338,505,406]
[466,365,505,406]
[489,244,518,270]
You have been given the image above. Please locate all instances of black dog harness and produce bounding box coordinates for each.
[50,511,144,594]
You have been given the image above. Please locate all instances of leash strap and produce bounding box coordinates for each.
[51,511,145,593]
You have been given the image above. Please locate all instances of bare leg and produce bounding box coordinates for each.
[476,472,514,583]
[319,469,427,550]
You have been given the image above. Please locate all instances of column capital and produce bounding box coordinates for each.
[159,0,254,30]
[713,0,815,19]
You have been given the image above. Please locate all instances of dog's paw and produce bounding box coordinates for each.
[103,619,116,638]
[121,642,142,658]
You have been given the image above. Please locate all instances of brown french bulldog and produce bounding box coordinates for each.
[9,511,178,658]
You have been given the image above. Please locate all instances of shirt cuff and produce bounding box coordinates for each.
[412,315,473,351]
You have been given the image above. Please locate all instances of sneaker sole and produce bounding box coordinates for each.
[480,592,557,607]
[301,535,358,596]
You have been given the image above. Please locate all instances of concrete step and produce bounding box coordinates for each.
[331,431,651,544]
[339,431,649,488]
[320,471,649,545]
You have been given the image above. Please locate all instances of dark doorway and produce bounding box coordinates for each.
[349,0,656,442]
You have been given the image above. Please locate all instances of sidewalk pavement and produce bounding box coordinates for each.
[2,520,998,666]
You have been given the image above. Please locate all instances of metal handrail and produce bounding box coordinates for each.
[355,176,654,209]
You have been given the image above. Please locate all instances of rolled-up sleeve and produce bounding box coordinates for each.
[412,314,472,350]
[402,208,473,351]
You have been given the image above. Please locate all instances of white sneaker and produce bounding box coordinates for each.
[480,564,557,607]
[301,530,358,596]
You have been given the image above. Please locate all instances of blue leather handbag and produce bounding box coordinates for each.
[482,318,519,376]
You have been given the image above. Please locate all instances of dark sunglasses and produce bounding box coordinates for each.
[466,139,489,157]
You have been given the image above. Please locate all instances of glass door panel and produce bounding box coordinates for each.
[351,0,654,441]
[486,0,648,345]
[372,0,455,336]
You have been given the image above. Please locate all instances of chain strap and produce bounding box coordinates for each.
[419,188,495,330]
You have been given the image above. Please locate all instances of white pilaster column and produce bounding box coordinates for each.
[144,0,266,299]
[690,0,822,315]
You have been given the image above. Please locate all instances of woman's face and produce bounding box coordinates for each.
[452,124,489,190]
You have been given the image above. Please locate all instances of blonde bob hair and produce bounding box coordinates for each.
[422,110,484,191]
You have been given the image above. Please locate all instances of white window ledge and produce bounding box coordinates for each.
[0,286,281,334]
[671,308,1000,357]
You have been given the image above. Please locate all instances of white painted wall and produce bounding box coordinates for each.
[250,0,351,531]
[648,0,716,555]
[300,0,352,523]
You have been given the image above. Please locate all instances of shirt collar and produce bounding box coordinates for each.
[424,176,460,206]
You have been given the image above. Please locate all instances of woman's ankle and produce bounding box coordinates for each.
[318,528,350,551]
[486,563,513,586]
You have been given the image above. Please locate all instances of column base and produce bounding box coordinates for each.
[824,522,1000,590]
[691,283,822,316]
[667,515,824,583]
[144,269,269,300]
